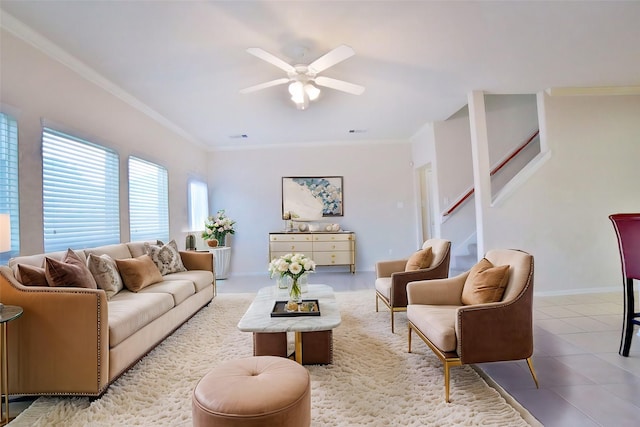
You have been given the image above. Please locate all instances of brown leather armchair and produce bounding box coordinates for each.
[375,239,451,333]
[407,248,539,402]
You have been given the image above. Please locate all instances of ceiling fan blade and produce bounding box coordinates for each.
[308,45,355,74]
[315,76,365,95]
[246,48,295,73]
[240,78,290,94]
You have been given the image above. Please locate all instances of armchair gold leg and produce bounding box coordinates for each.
[526,357,539,388]
[408,324,412,352]
[375,294,379,312]
[444,362,451,403]
[391,310,395,333]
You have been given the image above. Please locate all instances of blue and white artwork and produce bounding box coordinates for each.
[282,176,343,220]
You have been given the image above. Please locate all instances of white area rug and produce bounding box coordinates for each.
[11,290,538,426]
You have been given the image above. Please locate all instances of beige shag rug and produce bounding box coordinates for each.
[11,290,539,426]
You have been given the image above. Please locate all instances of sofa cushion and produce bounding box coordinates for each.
[144,240,187,275]
[16,264,48,287]
[87,253,124,299]
[461,258,510,305]
[107,290,175,347]
[116,255,163,292]
[45,249,98,289]
[138,279,195,305]
[405,247,433,271]
[163,270,214,292]
[84,243,133,260]
[407,304,459,352]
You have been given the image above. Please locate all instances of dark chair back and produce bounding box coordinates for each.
[609,213,640,356]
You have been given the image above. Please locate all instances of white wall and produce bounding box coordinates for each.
[486,93,640,294]
[209,141,417,275]
[1,30,209,255]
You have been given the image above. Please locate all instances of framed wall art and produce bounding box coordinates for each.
[282,176,343,220]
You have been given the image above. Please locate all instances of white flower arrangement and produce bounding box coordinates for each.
[202,210,236,243]
[268,253,316,281]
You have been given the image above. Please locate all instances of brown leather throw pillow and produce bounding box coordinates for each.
[116,254,163,292]
[461,258,510,305]
[405,247,433,271]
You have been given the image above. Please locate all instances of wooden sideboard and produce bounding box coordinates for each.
[269,231,356,273]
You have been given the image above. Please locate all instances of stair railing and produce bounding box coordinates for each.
[442,129,540,218]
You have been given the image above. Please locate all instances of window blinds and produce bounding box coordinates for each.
[42,128,120,252]
[0,113,19,263]
[128,156,169,243]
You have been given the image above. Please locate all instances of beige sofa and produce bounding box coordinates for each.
[0,241,215,397]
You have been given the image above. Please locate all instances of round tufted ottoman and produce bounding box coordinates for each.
[192,356,311,427]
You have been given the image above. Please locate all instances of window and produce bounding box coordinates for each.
[0,113,19,264]
[188,179,208,231]
[42,128,120,252]
[128,156,169,242]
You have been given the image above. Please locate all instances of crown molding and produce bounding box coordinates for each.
[0,10,206,149]
[546,86,640,97]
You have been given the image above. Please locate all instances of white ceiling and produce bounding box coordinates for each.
[1,1,639,150]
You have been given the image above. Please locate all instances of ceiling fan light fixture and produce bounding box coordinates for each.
[304,83,321,101]
[288,81,305,103]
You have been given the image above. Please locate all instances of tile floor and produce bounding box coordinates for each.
[7,271,640,427]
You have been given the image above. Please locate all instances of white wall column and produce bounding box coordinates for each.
[467,91,491,259]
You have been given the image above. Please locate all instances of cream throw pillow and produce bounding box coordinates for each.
[87,253,124,299]
[144,240,186,276]
[405,247,433,271]
[461,258,510,305]
[116,254,163,292]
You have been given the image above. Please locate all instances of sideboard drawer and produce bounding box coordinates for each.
[313,252,353,265]
[270,234,312,242]
[313,241,352,252]
[270,241,313,253]
[312,233,354,242]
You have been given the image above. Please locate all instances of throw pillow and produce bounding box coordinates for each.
[461,258,510,305]
[44,249,98,289]
[16,264,48,287]
[144,239,186,276]
[87,253,124,299]
[405,247,433,271]
[116,254,163,292]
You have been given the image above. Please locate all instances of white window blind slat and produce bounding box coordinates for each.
[128,156,169,243]
[0,113,19,264]
[42,128,120,252]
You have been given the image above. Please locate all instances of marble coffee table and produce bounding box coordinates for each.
[237,284,341,364]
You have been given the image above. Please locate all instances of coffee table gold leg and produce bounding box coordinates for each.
[294,331,303,364]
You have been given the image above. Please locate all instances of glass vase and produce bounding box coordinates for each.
[288,277,303,304]
[277,275,290,290]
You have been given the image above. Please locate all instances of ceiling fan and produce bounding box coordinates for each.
[240,44,365,110]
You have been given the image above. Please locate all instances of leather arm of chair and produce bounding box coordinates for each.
[0,266,110,395]
[375,259,408,278]
[179,250,214,273]
[455,295,534,364]
[406,272,467,306]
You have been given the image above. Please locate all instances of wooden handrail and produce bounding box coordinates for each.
[442,129,540,217]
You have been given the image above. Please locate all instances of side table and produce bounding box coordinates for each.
[208,246,231,280]
[0,305,23,426]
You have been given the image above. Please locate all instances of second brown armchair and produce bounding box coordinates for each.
[375,238,451,333]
